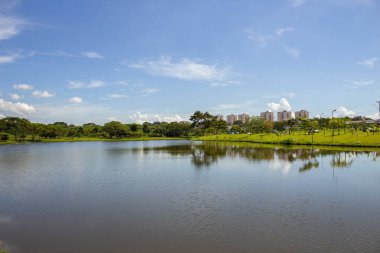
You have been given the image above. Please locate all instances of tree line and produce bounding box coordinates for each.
[0,111,377,142]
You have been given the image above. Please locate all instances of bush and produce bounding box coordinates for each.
[280,138,294,145]
[0,132,9,141]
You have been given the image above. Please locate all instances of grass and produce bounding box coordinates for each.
[194,130,380,148]
[0,136,189,145]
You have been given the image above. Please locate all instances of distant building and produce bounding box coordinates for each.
[238,113,250,124]
[277,110,292,122]
[260,111,274,122]
[295,110,309,119]
[216,114,224,121]
[226,114,237,125]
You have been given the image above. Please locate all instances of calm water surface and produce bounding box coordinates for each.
[0,141,380,253]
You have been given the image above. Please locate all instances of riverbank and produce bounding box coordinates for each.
[0,136,189,145]
[194,131,380,148]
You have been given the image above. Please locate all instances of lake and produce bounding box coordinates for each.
[0,140,380,253]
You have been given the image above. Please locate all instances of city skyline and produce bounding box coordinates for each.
[0,0,380,124]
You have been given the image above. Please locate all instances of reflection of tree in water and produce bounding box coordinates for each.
[330,152,354,168]
[125,142,380,171]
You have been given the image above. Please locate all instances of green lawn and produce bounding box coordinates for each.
[194,130,380,148]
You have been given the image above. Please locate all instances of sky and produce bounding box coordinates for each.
[0,0,380,124]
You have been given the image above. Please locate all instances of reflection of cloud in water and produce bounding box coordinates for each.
[0,215,14,224]
[269,154,292,174]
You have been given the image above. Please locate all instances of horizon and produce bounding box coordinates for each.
[1,0,380,124]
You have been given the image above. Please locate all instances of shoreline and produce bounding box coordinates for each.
[193,133,380,149]
[1,134,380,151]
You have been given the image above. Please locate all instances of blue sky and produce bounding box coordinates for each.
[0,0,379,124]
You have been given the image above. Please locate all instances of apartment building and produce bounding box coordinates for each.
[295,110,309,119]
[226,114,237,125]
[277,110,292,122]
[238,113,250,124]
[260,111,274,122]
[216,114,224,121]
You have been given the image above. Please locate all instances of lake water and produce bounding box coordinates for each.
[0,140,380,253]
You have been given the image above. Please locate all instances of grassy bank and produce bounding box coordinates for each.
[194,130,380,148]
[0,136,189,145]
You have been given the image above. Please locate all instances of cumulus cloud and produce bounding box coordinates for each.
[81,51,104,59]
[0,98,35,115]
[130,55,229,82]
[0,113,4,119]
[367,112,379,120]
[0,16,26,41]
[130,112,148,123]
[335,106,355,117]
[154,114,185,123]
[69,97,82,103]
[267,98,292,111]
[357,58,377,68]
[0,53,19,64]
[13,83,33,90]
[68,80,106,89]
[10,93,21,100]
[32,90,55,98]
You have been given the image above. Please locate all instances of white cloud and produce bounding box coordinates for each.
[267,98,292,111]
[284,47,301,58]
[357,58,377,68]
[335,106,355,117]
[69,97,82,103]
[68,80,106,89]
[0,113,4,119]
[10,93,21,100]
[108,116,118,122]
[81,51,104,59]
[347,80,375,89]
[367,112,379,120]
[130,55,228,81]
[0,53,19,64]
[141,88,159,96]
[13,83,33,90]
[106,94,128,99]
[246,27,295,49]
[32,90,55,98]
[0,16,26,41]
[292,0,306,7]
[212,100,256,111]
[0,98,35,115]
[209,80,240,87]
[276,27,294,37]
[164,115,185,122]
[245,30,275,49]
[130,112,148,123]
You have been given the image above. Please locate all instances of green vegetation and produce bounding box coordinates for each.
[0,111,379,147]
[195,130,380,147]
